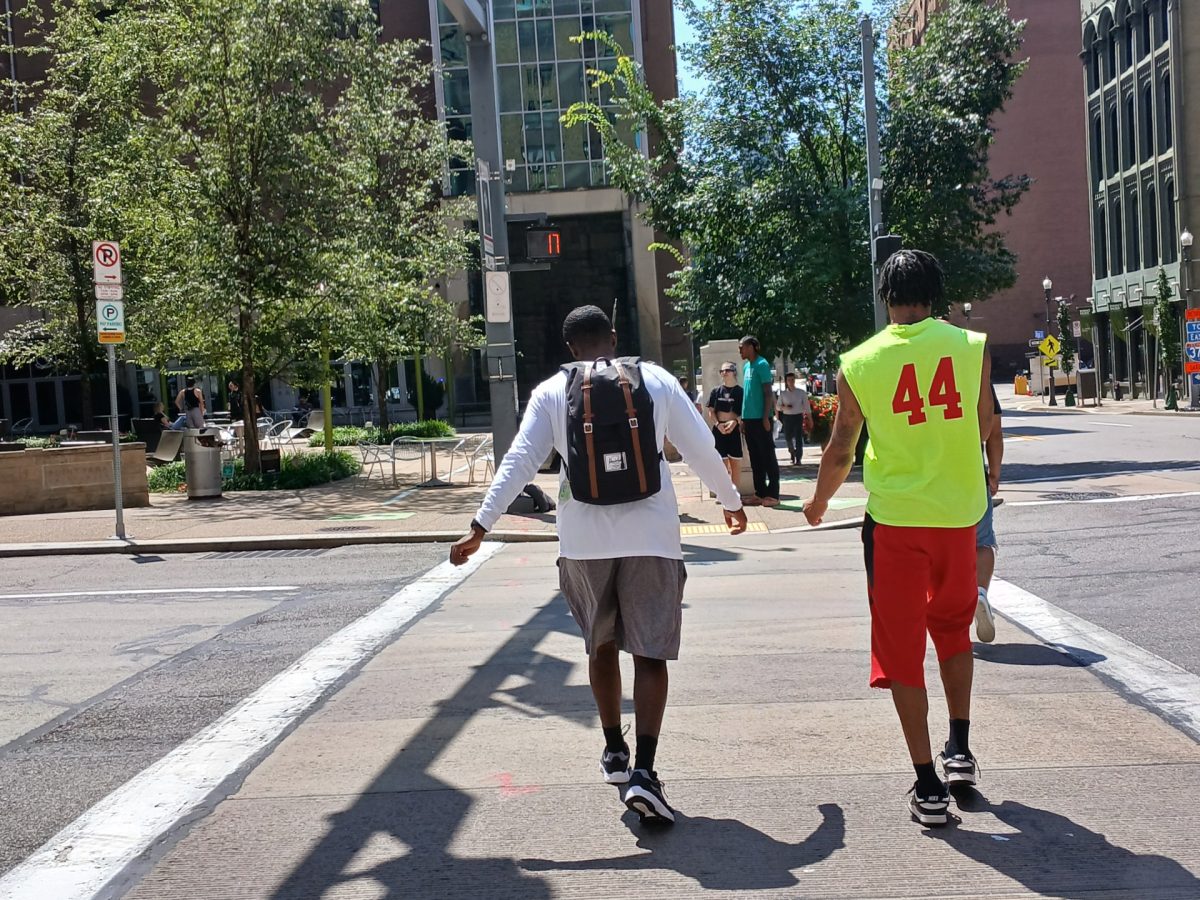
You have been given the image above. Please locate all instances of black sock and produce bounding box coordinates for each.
[634,734,658,773]
[914,762,943,796]
[602,725,626,754]
[948,719,971,757]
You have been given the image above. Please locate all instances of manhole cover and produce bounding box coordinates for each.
[1039,491,1118,502]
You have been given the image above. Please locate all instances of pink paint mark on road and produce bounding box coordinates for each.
[495,773,541,797]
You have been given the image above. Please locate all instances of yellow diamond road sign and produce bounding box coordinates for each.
[1038,335,1061,360]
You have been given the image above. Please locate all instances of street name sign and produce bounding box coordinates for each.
[92,241,122,284]
[96,299,125,344]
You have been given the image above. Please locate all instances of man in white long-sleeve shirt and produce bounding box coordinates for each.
[451,305,746,825]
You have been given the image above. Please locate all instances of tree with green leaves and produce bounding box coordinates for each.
[1056,298,1077,404]
[883,0,1030,309]
[0,1,184,426]
[1152,267,1180,410]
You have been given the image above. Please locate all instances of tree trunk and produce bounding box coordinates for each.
[443,347,455,426]
[240,307,260,473]
[374,357,390,429]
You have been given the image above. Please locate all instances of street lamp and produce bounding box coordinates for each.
[1183,228,1196,408]
[1043,276,1057,405]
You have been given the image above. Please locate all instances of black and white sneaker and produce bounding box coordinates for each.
[938,749,979,787]
[624,769,675,823]
[600,743,631,784]
[907,782,951,826]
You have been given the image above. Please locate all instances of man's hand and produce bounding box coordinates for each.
[802,496,828,527]
[449,525,485,566]
[987,472,1000,497]
[724,507,748,535]
[762,415,772,431]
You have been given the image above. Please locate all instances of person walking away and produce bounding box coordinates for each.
[450,305,747,826]
[738,336,779,506]
[777,372,812,465]
[706,362,744,488]
[227,381,244,421]
[172,376,206,429]
[972,386,1003,643]
[802,250,994,827]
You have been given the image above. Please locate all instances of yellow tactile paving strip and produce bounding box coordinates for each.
[679,522,769,536]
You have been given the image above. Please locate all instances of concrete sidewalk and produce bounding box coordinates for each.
[0,443,861,556]
[126,532,1200,899]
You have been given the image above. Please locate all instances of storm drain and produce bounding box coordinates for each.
[316,525,374,533]
[1039,491,1119,502]
[203,548,331,560]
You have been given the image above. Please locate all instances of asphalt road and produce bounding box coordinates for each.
[0,545,445,876]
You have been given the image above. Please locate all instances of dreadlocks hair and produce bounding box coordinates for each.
[879,249,945,308]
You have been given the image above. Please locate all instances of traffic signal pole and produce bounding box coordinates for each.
[443,0,520,457]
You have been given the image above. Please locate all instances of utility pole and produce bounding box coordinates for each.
[443,0,519,457]
[861,16,890,332]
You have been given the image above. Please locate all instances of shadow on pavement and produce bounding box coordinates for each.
[522,802,845,891]
[974,643,1106,668]
[929,793,1200,899]
[269,597,587,899]
[1004,459,1200,483]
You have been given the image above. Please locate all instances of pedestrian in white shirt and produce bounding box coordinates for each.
[776,371,812,465]
[450,305,746,826]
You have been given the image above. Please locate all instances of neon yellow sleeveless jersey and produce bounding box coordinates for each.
[839,318,987,528]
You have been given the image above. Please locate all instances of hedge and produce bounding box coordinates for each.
[308,420,455,447]
[148,451,360,493]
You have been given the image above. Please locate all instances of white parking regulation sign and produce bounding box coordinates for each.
[93,240,122,284]
[96,299,125,344]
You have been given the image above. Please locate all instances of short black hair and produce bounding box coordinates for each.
[185,375,196,387]
[562,305,613,345]
[739,335,759,350]
[879,249,944,308]
[785,371,796,380]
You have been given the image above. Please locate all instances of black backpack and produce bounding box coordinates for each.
[563,357,662,505]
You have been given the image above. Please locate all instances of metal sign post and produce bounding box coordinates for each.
[861,16,887,332]
[94,241,127,540]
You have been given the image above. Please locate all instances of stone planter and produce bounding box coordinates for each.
[0,444,150,516]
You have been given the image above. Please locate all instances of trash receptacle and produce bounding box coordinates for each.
[184,428,224,499]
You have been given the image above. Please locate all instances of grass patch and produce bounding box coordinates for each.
[308,420,455,447]
[147,451,360,493]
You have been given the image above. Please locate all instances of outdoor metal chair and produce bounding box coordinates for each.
[356,442,390,489]
[12,418,32,437]
[445,433,489,484]
[390,437,429,487]
[261,419,291,449]
[469,436,495,484]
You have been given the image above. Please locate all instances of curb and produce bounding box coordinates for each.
[770,516,865,535]
[0,529,559,558]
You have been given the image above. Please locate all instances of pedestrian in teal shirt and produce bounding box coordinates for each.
[739,336,780,505]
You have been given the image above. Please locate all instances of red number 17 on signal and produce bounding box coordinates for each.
[892,357,963,425]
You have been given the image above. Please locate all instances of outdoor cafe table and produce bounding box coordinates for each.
[402,436,462,488]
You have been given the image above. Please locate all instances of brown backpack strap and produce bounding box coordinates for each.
[614,360,648,494]
[581,363,600,500]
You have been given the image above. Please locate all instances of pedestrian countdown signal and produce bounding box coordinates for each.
[526,228,562,261]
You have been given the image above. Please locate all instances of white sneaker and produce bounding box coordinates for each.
[974,587,996,643]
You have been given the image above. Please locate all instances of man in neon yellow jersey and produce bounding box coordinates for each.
[804,250,994,827]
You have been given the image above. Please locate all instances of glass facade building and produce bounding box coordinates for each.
[432,0,640,196]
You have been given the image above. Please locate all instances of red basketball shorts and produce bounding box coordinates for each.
[862,514,978,689]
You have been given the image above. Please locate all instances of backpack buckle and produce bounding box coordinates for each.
[583,422,593,434]
[628,417,639,429]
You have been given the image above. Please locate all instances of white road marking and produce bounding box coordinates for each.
[990,578,1200,743]
[1090,421,1134,427]
[0,586,299,601]
[0,543,504,900]
[1006,490,1200,508]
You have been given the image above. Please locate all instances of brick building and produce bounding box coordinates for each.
[899,0,1093,378]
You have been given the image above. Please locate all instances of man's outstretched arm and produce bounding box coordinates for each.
[804,371,865,527]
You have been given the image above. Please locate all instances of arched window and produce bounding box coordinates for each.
[1092,115,1104,185]
[1141,2,1151,52]
[1108,105,1119,175]
[1124,22,1135,67]
[1141,84,1153,160]
[1144,186,1158,265]
[1159,0,1168,45]
[1128,195,1140,271]
[1096,205,1109,277]
[1123,94,1135,167]
[1112,199,1124,273]
[1164,179,1177,262]
[1107,30,1118,76]
[1161,73,1173,151]
[1091,43,1102,88]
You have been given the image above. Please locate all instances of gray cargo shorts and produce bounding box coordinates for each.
[558,556,688,661]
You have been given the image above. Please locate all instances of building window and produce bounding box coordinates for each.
[1122,94,1135,168]
[1160,72,1172,151]
[1095,205,1109,278]
[1127,195,1140,272]
[1112,198,1124,274]
[1141,2,1152,53]
[1140,84,1153,160]
[1144,186,1158,265]
[1164,179,1177,263]
[1091,115,1103,186]
[1123,22,1134,69]
[1106,29,1117,78]
[1090,44,1101,90]
[1159,0,1168,45]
